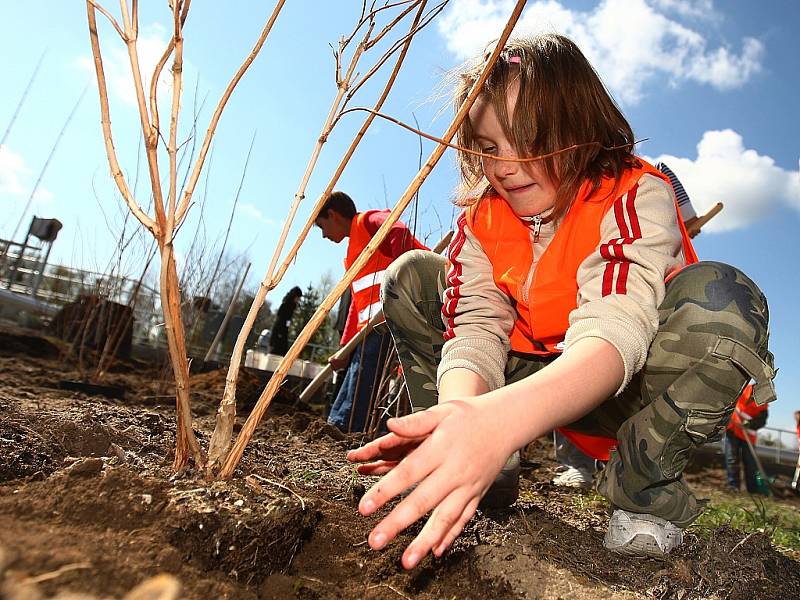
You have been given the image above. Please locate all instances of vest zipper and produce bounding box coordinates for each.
[521,228,537,305]
[531,215,543,242]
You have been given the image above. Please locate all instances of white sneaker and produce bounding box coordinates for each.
[603,509,683,558]
[551,466,593,488]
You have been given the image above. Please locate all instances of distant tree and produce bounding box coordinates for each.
[288,281,337,363]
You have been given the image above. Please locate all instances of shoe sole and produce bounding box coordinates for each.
[604,533,673,558]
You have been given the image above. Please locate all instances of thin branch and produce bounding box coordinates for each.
[165,0,184,238]
[149,38,174,135]
[175,0,286,226]
[1,49,47,147]
[87,0,127,40]
[246,474,306,511]
[23,562,92,585]
[85,2,157,235]
[342,0,447,111]
[338,107,641,162]
[10,84,88,243]
[343,0,415,49]
[365,0,421,50]
[118,0,167,231]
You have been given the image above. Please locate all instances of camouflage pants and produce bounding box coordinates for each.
[381,250,775,526]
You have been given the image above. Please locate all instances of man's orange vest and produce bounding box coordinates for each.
[727,384,765,444]
[345,210,426,331]
[465,160,699,460]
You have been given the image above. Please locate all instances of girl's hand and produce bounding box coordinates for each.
[346,398,512,570]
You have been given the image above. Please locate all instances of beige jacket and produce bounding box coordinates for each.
[438,173,688,394]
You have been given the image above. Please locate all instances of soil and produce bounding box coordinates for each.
[1,328,799,599]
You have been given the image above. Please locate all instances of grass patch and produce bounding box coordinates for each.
[690,493,800,559]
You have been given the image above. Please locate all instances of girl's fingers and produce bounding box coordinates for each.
[386,406,445,438]
[347,432,403,462]
[359,438,441,519]
[399,489,480,569]
[355,460,400,476]
[364,457,467,556]
[347,431,425,463]
[432,496,481,558]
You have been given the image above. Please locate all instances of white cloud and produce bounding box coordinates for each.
[437,0,763,104]
[0,145,30,196]
[652,0,716,19]
[646,130,800,232]
[240,202,280,227]
[77,23,181,109]
[0,144,55,209]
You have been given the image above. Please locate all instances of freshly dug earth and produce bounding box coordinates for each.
[1,329,799,599]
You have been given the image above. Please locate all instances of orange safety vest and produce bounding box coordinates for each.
[465,159,699,460]
[344,210,426,331]
[727,384,765,443]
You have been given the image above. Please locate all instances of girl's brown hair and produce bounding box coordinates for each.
[454,34,637,221]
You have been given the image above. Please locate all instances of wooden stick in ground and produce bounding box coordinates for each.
[298,229,453,404]
[685,201,723,238]
[219,1,527,479]
[207,2,429,476]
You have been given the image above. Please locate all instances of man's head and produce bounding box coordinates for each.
[315,191,356,243]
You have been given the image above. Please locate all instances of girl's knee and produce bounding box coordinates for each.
[667,261,769,348]
[382,250,445,318]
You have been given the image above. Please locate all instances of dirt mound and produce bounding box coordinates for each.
[169,479,318,584]
[0,397,64,481]
[677,526,800,599]
[0,331,60,358]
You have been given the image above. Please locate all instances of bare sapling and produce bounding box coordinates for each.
[206,0,443,475]
[218,0,529,479]
[85,0,286,471]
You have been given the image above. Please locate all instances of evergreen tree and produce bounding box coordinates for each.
[288,282,338,363]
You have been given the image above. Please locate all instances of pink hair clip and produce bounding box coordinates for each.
[509,55,521,64]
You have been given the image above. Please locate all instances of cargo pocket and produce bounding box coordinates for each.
[660,406,732,479]
[711,337,777,406]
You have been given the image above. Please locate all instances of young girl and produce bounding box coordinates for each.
[347,34,775,569]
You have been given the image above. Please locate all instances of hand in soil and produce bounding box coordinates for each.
[347,399,512,570]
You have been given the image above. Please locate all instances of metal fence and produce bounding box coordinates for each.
[750,425,800,467]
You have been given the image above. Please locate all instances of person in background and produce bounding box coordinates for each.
[315,191,427,433]
[724,384,768,494]
[268,286,303,356]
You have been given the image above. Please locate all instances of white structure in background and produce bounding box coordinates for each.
[244,348,329,381]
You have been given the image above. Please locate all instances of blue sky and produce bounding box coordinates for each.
[1,1,798,436]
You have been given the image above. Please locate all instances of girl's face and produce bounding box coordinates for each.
[468,84,557,217]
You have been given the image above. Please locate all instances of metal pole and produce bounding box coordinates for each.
[6,221,33,290]
[204,262,251,363]
[30,240,53,298]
